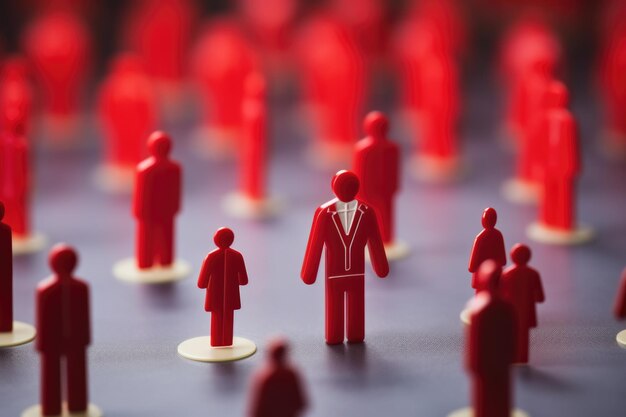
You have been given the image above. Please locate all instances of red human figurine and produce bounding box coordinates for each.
[500,244,545,363]
[197,227,249,347]
[33,244,97,416]
[598,26,626,154]
[301,170,389,344]
[0,202,12,332]
[463,260,517,417]
[0,56,33,134]
[97,54,158,190]
[248,338,307,417]
[529,81,592,245]
[613,268,626,347]
[468,208,506,293]
[353,111,405,259]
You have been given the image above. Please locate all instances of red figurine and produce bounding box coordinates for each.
[613,268,626,348]
[0,56,33,134]
[248,338,308,417]
[97,54,158,191]
[301,170,389,344]
[500,244,545,363]
[197,227,249,347]
[353,111,406,259]
[468,208,506,293]
[528,80,593,245]
[29,244,100,417]
[0,203,11,333]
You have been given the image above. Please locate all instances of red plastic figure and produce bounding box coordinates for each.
[0,203,12,332]
[0,57,33,133]
[133,132,181,269]
[301,170,389,344]
[197,227,249,347]
[500,244,545,363]
[240,73,268,201]
[248,338,307,417]
[466,260,517,417]
[98,54,158,173]
[36,244,91,415]
[468,208,506,293]
[353,111,400,247]
[614,268,626,318]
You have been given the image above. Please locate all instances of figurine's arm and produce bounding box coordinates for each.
[468,236,481,273]
[389,145,400,194]
[237,252,249,286]
[197,252,215,289]
[301,207,325,285]
[366,210,389,278]
[533,270,545,303]
[173,164,182,214]
[132,167,148,219]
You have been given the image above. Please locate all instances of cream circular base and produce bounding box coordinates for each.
[177,336,257,363]
[384,241,410,261]
[222,192,282,219]
[412,155,463,183]
[527,222,594,246]
[13,233,47,255]
[93,165,134,193]
[460,308,471,326]
[113,258,191,284]
[501,179,539,204]
[22,403,102,417]
[447,407,529,417]
[0,321,36,347]
[616,330,626,348]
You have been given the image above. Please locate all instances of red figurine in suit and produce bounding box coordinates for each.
[468,208,506,293]
[248,338,307,417]
[0,203,12,332]
[353,111,400,247]
[133,131,181,269]
[500,244,545,363]
[467,260,517,417]
[36,244,91,415]
[198,227,249,347]
[301,170,389,344]
[240,73,267,201]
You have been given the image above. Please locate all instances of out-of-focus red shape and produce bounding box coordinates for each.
[614,268,626,319]
[300,170,388,344]
[353,111,400,246]
[0,203,12,333]
[23,10,91,130]
[468,208,506,293]
[240,73,268,201]
[197,227,249,347]
[248,338,308,417]
[0,109,30,239]
[0,56,33,134]
[500,244,545,364]
[466,260,517,417]
[98,54,158,172]
[132,132,182,269]
[36,244,91,415]
[191,19,258,155]
[537,81,580,231]
[295,13,366,163]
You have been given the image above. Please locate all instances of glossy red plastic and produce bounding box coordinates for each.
[0,203,12,332]
[613,268,626,319]
[468,208,506,293]
[0,56,33,133]
[240,73,267,200]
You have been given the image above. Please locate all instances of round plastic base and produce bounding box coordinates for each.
[113,258,191,284]
[0,321,36,347]
[22,403,102,417]
[616,330,626,348]
[13,233,47,255]
[527,222,594,245]
[447,407,529,417]
[177,336,257,363]
[501,178,539,204]
[93,165,134,193]
[191,127,238,159]
[384,241,410,261]
[412,155,463,183]
[460,308,471,325]
[222,192,282,219]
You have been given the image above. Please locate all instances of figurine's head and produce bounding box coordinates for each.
[364,111,388,142]
[511,243,531,266]
[546,80,568,109]
[268,337,288,365]
[147,131,172,159]
[332,170,359,202]
[244,72,266,101]
[214,227,234,249]
[481,207,497,229]
[49,243,78,277]
[0,202,5,221]
[477,260,501,294]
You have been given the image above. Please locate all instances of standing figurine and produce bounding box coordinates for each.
[613,268,626,348]
[0,56,33,134]
[113,131,190,284]
[177,227,256,362]
[528,81,593,245]
[0,201,36,348]
[500,244,545,363]
[301,170,389,344]
[468,208,506,293]
[353,111,406,259]
[248,338,308,417]
[22,244,101,417]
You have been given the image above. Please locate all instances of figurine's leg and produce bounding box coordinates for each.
[222,310,234,347]
[475,373,510,417]
[211,311,224,347]
[554,181,575,230]
[159,219,174,266]
[136,221,154,269]
[0,272,13,332]
[346,280,365,343]
[41,353,62,416]
[66,349,88,413]
[325,283,344,344]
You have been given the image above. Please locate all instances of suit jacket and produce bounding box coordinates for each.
[198,247,248,311]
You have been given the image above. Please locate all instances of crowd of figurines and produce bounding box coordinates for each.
[1,0,626,416]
